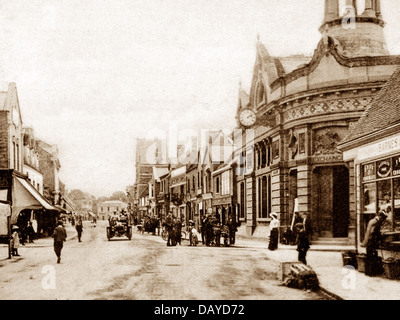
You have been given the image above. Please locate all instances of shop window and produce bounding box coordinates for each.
[394,178,400,231]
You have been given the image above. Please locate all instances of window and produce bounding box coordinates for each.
[361,155,400,239]
[221,171,230,195]
[240,182,245,219]
[216,177,220,194]
[261,144,266,168]
[258,175,271,219]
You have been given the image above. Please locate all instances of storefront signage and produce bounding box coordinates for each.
[377,160,391,178]
[393,156,400,176]
[313,154,343,164]
[363,163,375,181]
[378,136,400,154]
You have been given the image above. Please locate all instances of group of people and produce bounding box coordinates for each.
[268,211,313,265]
[163,214,182,246]
[201,214,237,247]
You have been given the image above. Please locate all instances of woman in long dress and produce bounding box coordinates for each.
[268,212,280,251]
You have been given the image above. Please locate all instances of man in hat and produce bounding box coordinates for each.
[52,221,67,264]
[362,210,388,276]
[296,212,312,265]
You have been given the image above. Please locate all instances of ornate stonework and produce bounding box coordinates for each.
[283,96,373,123]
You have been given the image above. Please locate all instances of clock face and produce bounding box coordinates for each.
[239,109,257,127]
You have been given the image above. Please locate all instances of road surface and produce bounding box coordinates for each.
[0,221,323,300]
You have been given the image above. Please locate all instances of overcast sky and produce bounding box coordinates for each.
[0,0,399,198]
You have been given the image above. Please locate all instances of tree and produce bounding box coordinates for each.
[110,191,128,202]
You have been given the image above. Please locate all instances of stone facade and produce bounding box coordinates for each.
[234,0,400,242]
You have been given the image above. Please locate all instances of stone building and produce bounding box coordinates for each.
[0,83,23,173]
[234,0,400,243]
[37,140,62,206]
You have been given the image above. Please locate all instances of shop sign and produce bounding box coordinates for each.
[377,160,391,178]
[363,163,375,182]
[313,154,343,164]
[393,156,400,176]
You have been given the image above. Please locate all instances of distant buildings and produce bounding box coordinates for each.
[97,200,128,220]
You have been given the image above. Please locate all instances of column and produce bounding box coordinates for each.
[363,0,376,16]
[345,0,357,14]
[245,174,256,236]
[297,165,311,215]
[325,0,339,22]
[375,0,382,18]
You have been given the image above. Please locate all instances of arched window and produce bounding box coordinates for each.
[256,82,265,106]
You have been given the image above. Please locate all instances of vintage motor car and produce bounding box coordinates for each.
[106,212,132,241]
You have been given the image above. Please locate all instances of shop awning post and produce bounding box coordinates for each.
[7,214,11,259]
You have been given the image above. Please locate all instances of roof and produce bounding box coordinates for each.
[342,67,400,143]
[152,166,169,182]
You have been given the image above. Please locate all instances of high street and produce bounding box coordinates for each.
[0,221,322,300]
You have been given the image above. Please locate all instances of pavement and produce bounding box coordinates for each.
[2,222,400,300]
[236,234,400,300]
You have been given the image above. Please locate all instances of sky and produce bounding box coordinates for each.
[0,0,399,198]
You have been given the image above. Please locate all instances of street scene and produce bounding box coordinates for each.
[0,221,323,300]
[1,0,400,304]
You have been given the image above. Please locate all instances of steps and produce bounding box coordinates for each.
[312,237,353,246]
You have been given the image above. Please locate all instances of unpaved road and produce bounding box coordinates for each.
[0,221,323,300]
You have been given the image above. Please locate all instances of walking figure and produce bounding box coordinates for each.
[295,212,312,265]
[227,216,237,245]
[76,217,83,242]
[52,221,67,264]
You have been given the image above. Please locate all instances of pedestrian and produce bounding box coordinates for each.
[76,217,83,242]
[362,210,388,276]
[52,220,67,264]
[295,212,312,265]
[268,212,280,251]
[27,221,35,243]
[201,215,207,245]
[165,213,174,246]
[227,216,237,245]
[11,225,20,256]
[174,217,183,245]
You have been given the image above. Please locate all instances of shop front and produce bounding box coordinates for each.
[343,132,400,256]
[0,169,60,249]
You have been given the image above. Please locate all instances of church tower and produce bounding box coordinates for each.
[320,0,389,57]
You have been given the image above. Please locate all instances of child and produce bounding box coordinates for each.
[11,225,20,256]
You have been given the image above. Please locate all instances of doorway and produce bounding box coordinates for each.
[313,165,349,238]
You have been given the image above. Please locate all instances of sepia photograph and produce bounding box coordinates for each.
[1,0,400,309]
